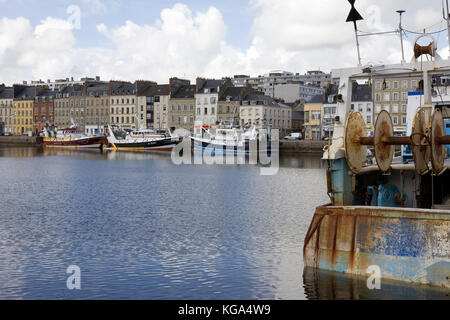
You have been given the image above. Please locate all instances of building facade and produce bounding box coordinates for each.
[110,81,137,131]
[13,85,36,135]
[136,81,158,130]
[0,85,13,135]
[239,93,292,133]
[217,86,253,126]
[351,83,373,132]
[153,85,170,132]
[34,89,56,134]
[373,76,421,133]
[304,95,323,140]
[84,81,110,135]
[195,78,232,127]
[168,83,196,132]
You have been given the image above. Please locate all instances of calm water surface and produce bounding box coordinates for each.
[0,147,328,299]
[0,147,447,300]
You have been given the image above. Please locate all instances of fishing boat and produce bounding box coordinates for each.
[42,127,106,149]
[191,125,276,155]
[303,2,450,289]
[106,125,180,152]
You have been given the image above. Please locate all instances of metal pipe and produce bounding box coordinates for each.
[381,136,411,145]
[437,135,450,144]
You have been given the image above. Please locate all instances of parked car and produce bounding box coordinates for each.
[283,132,303,140]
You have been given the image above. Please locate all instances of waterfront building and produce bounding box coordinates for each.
[84,81,110,135]
[13,85,36,136]
[109,81,137,131]
[304,95,323,140]
[351,83,373,132]
[168,80,196,132]
[373,76,421,134]
[321,84,339,138]
[136,81,158,129]
[239,93,292,133]
[34,88,57,134]
[290,100,305,133]
[217,86,253,126]
[54,85,76,128]
[195,78,232,127]
[0,85,13,135]
[153,85,170,132]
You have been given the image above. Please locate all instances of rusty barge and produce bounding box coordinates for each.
[303,27,450,288]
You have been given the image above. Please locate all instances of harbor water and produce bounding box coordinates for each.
[0,147,447,300]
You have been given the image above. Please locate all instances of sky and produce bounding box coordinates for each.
[0,0,449,85]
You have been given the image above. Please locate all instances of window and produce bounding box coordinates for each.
[384,93,390,101]
[393,93,399,101]
[204,108,208,115]
[211,107,215,115]
[375,93,381,102]
[376,82,382,90]
[312,111,321,120]
[367,115,372,125]
[385,81,391,90]
[402,80,408,89]
[411,80,417,90]
[393,81,399,89]
[393,116,398,125]
[402,92,408,101]
[402,105,407,113]
[393,105,399,113]
[402,116,407,124]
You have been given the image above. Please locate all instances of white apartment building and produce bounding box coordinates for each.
[195,79,226,127]
[153,85,170,131]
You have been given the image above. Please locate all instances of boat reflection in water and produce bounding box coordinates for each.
[303,267,450,300]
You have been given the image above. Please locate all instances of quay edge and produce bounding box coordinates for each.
[0,136,43,146]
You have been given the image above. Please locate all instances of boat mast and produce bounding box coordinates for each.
[445,0,450,57]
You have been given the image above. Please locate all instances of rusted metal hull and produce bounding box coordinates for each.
[303,205,450,288]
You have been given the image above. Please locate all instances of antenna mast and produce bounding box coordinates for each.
[346,0,364,66]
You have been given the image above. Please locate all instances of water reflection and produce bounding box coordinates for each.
[303,267,450,300]
[0,146,326,170]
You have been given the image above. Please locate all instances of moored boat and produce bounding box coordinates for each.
[43,127,106,149]
[106,125,180,152]
[304,2,450,289]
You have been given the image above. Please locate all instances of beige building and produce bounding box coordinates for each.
[304,95,323,140]
[240,93,292,133]
[110,81,137,131]
[168,84,196,132]
[0,85,13,134]
[373,76,421,133]
[217,86,251,126]
[84,81,110,135]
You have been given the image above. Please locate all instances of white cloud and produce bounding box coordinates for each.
[0,1,448,86]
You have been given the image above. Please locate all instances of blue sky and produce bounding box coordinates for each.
[0,0,254,49]
[0,0,448,84]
